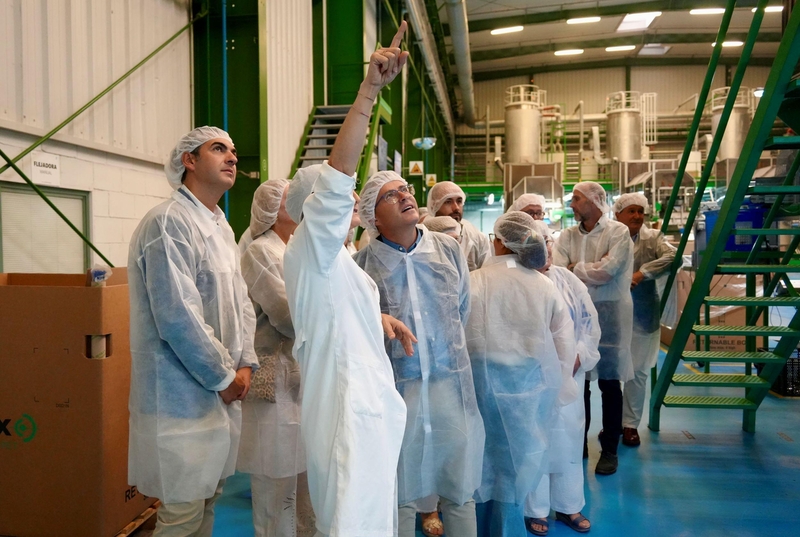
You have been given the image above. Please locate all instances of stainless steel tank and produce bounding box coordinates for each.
[606,91,642,162]
[504,85,544,164]
[711,87,752,161]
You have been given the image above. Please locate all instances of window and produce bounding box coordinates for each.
[0,182,90,273]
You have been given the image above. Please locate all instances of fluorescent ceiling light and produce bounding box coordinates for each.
[554,49,584,56]
[753,6,784,12]
[711,41,744,47]
[753,88,764,98]
[567,16,601,24]
[491,25,523,35]
[606,45,636,52]
[616,11,661,32]
[638,43,671,56]
[690,8,726,15]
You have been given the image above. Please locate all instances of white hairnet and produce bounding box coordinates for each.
[494,211,547,270]
[427,181,466,215]
[423,215,462,236]
[530,220,553,241]
[164,126,233,190]
[418,207,429,223]
[286,165,323,224]
[250,178,290,238]
[573,181,610,213]
[612,192,649,214]
[509,193,546,213]
[358,171,407,237]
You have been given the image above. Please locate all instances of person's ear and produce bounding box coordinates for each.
[181,151,197,173]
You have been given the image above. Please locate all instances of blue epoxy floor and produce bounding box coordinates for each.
[210,349,800,537]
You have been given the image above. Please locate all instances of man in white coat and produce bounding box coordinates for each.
[427,181,491,271]
[283,22,416,537]
[553,181,634,476]
[613,193,676,447]
[128,126,258,536]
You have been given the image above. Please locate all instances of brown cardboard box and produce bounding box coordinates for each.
[661,271,762,352]
[0,269,155,537]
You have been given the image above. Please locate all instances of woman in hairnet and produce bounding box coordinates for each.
[282,22,414,537]
[553,181,633,476]
[509,193,547,220]
[422,214,462,240]
[613,193,676,447]
[525,221,600,536]
[427,181,491,271]
[467,211,577,537]
[353,170,485,537]
[238,179,315,537]
[128,126,258,535]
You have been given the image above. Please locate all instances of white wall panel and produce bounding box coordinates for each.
[0,0,191,165]
[535,68,626,114]
[456,75,529,135]
[736,66,771,93]
[266,0,314,181]
[631,65,727,113]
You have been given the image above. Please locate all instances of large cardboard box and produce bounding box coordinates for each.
[661,271,762,352]
[0,270,155,537]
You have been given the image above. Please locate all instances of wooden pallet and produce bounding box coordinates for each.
[115,501,160,537]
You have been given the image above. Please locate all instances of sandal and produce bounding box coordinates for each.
[421,512,444,537]
[555,511,591,533]
[524,516,549,536]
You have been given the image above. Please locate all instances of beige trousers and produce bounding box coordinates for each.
[153,480,226,537]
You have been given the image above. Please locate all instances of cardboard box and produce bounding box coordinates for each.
[661,271,762,352]
[0,269,155,537]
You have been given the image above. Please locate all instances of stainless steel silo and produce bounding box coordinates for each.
[504,85,544,164]
[710,87,752,161]
[606,91,642,162]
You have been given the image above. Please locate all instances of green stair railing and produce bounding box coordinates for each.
[649,0,800,433]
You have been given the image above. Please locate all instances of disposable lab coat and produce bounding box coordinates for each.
[128,185,258,503]
[284,163,407,537]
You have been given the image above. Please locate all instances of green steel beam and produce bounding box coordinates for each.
[473,56,775,81]
[466,32,781,64]
[443,0,759,35]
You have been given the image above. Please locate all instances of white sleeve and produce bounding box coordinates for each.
[550,291,578,405]
[572,225,634,285]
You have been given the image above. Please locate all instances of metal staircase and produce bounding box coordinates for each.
[650,0,800,433]
[291,97,392,185]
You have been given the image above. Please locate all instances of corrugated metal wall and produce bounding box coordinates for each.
[630,65,727,112]
[535,68,626,114]
[266,0,314,181]
[0,0,192,163]
[456,75,528,135]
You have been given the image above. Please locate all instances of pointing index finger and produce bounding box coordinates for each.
[390,20,407,49]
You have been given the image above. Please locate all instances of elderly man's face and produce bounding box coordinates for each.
[374,180,419,233]
[616,204,645,236]
[570,190,600,223]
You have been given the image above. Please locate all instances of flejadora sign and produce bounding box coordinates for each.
[30,151,60,186]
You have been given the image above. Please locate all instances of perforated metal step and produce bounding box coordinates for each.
[663,395,757,409]
[671,374,770,387]
[682,350,786,363]
[703,296,800,306]
[692,325,800,337]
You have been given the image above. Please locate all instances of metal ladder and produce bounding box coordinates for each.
[291,97,392,185]
[649,0,800,433]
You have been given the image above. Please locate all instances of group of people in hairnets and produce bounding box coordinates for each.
[125,18,676,537]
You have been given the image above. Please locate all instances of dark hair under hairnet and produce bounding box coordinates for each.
[494,211,548,270]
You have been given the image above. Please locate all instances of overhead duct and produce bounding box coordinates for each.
[404,0,455,136]
[444,0,477,127]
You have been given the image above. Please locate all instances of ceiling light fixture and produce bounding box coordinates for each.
[490,25,524,35]
[554,49,585,56]
[616,12,662,32]
[606,45,637,52]
[690,8,726,15]
[711,41,744,47]
[753,88,764,98]
[567,16,601,24]
[752,6,784,12]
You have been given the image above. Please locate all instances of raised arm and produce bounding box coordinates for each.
[640,232,677,280]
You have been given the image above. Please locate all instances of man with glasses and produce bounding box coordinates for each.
[427,181,491,271]
[509,193,548,221]
[353,171,486,537]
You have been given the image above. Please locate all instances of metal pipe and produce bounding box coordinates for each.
[573,100,585,152]
[444,0,475,126]
[221,0,229,218]
[0,9,208,177]
[403,0,454,135]
[485,105,491,165]
[0,148,114,267]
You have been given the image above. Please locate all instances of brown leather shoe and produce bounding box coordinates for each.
[622,427,641,447]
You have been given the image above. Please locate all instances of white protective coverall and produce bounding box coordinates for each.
[283,163,407,537]
[623,226,676,428]
[239,229,314,537]
[238,225,254,255]
[352,227,486,507]
[526,265,601,518]
[460,219,492,271]
[553,216,634,381]
[128,185,258,504]
[467,256,578,505]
